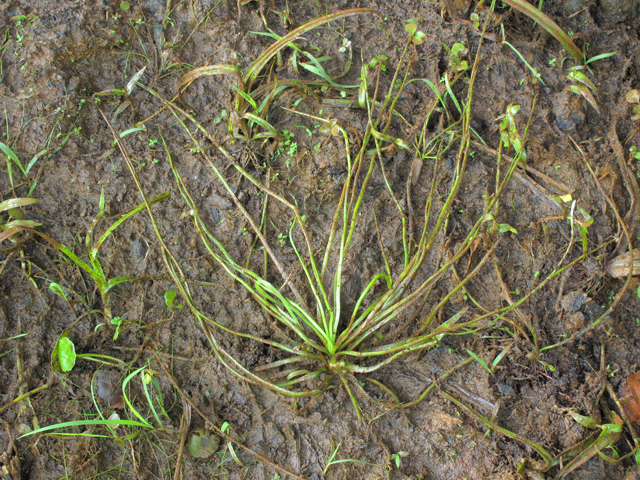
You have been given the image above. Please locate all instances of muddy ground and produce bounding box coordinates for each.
[1,0,640,478]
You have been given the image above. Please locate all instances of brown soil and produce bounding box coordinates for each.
[1,0,640,479]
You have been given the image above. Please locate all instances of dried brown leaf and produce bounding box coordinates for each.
[606,251,640,278]
[411,157,423,187]
[626,89,640,105]
[95,370,124,410]
[619,371,640,423]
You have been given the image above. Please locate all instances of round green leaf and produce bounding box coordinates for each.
[405,23,417,35]
[450,43,468,57]
[58,337,76,372]
[187,429,220,458]
[120,1,131,10]
[164,289,177,307]
[412,31,426,45]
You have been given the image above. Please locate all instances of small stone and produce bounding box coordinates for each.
[560,291,590,313]
[496,383,516,397]
[130,239,146,259]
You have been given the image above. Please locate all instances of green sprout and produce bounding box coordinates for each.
[443,42,469,73]
[470,12,480,28]
[566,66,600,113]
[496,103,527,165]
[390,451,409,468]
[51,333,76,373]
[95,66,146,97]
[15,187,168,322]
[405,22,426,45]
[164,288,184,311]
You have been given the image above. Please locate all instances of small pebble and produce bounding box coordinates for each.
[129,239,146,259]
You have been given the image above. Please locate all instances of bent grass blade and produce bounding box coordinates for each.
[503,0,582,61]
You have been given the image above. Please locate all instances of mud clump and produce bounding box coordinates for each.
[599,0,640,20]
[553,90,585,131]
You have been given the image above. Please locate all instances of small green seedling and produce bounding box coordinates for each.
[466,345,511,374]
[566,66,599,113]
[564,408,598,429]
[443,42,469,72]
[405,22,426,45]
[369,54,388,71]
[23,362,165,444]
[538,360,556,372]
[95,66,146,97]
[111,317,123,341]
[496,103,527,165]
[51,331,76,373]
[29,188,169,321]
[164,289,184,311]
[322,440,379,474]
[483,213,518,234]
[214,109,227,124]
[503,40,544,85]
[390,451,409,468]
[49,282,68,300]
[338,37,351,53]
[187,428,220,458]
[470,12,480,28]
[574,206,593,255]
[0,141,49,194]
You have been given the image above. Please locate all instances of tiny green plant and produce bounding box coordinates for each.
[466,344,511,374]
[470,12,480,28]
[496,103,527,165]
[51,332,76,373]
[390,451,409,468]
[405,22,426,45]
[95,66,146,97]
[566,66,599,113]
[322,440,380,474]
[164,289,184,311]
[338,37,351,53]
[16,188,168,321]
[214,109,227,124]
[22,360,165,445]
[110,317,123,341]
[443,42,469,73]
[0,142,48,194]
